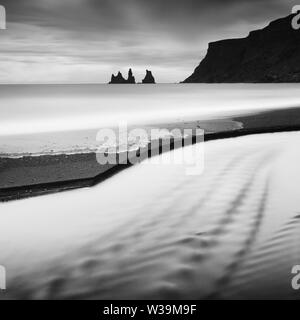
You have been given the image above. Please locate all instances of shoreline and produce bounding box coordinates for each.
[1,107,300,202]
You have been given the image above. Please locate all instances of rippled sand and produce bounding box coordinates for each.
[1,132,300,299]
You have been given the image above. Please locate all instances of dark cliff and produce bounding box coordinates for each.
[184,14,300,83]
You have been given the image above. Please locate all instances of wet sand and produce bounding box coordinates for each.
[1,107,300,201]
[0,131,300,299]
[2,85,300,301]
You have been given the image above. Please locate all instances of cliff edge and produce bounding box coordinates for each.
[184,14,300,83]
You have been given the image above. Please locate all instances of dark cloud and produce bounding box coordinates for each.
[0,0,296,83]
[2,0,295,33]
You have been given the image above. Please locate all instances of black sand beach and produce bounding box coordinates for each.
[1,129,300,300]
[2,2,300,302]
[1,107,300,202]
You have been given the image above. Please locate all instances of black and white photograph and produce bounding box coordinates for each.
[1,0,300,305]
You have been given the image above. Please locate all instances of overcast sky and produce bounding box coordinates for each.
[0,0,297,83]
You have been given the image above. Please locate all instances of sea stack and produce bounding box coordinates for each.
[109,68,136,84]
[127,68,136,84]
[142,70,155,84]
[183,14,300,83]
[109,71,127,84]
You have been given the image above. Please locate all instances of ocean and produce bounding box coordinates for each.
[1,131,300,299]
[1,84,300,299]
[1,83,300,157]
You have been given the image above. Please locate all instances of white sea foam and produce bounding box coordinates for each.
[0,83,299,158]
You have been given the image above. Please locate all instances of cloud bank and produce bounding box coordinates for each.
[0,0,296,83]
